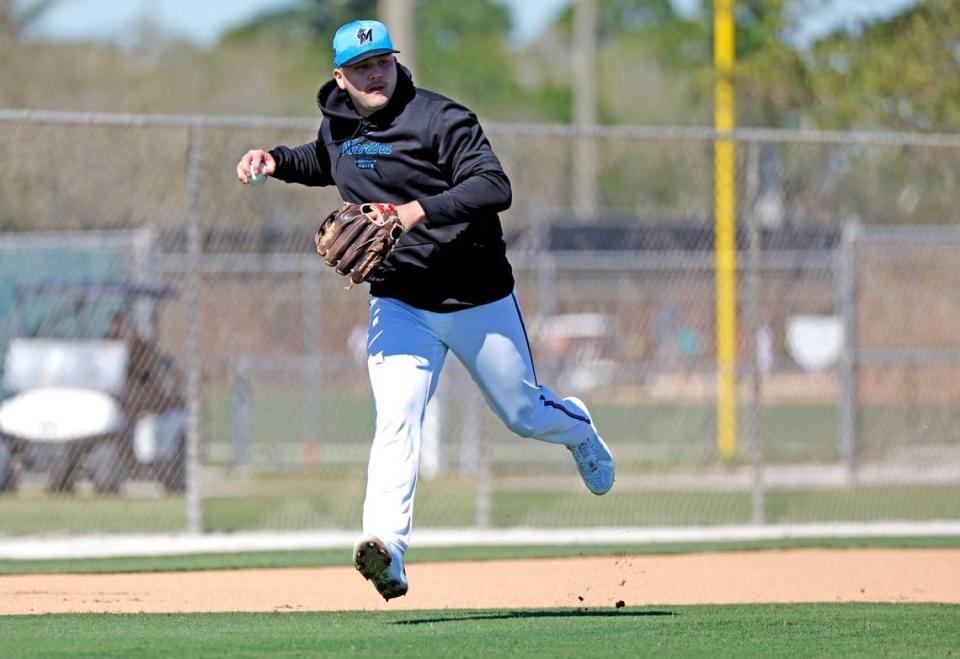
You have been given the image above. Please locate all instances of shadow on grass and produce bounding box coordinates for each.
[394,609,675,625]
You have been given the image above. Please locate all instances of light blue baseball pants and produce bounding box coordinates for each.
[362,292,594,555]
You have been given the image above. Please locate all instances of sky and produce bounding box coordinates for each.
[17,0,571,47]
[788,0,922,48]
[17,0,923,50]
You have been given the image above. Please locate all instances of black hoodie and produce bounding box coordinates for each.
[269,65,515,312]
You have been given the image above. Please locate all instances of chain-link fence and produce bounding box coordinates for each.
[0,109,958,536]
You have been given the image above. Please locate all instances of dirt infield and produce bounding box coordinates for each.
[2,548,959,615]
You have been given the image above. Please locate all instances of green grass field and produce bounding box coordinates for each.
[2,481,959,534]
[3,386,956,535]
[204,384,960,467]
[2,604,958,658]
[208,392,840,467]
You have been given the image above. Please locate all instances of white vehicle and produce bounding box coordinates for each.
[0,282,185,494]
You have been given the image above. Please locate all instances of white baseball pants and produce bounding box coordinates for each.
[362,292,594,555]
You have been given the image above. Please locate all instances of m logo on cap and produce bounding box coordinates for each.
[333,20,399,68]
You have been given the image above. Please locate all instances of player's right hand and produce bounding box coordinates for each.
[237,149,277,184]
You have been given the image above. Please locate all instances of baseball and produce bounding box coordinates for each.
[249,162,267,186]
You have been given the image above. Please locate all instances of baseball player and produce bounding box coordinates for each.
[236,19,614,601]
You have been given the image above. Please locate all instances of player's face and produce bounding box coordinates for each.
[334,55,398,117]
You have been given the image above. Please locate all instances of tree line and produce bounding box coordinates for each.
[1,0,957,132]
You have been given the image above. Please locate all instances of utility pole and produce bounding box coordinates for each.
[379,0,416,79]
[573,0,598,221]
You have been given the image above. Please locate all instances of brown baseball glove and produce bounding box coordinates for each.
[315,202,405,284]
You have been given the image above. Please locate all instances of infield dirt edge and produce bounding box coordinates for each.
[2,547,958,615]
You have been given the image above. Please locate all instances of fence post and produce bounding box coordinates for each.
[573,0,598,220]
[744,142,766,524]
[837,221,860,480]
[475,430,491,529]
[456,370,489,528]
[184,127,203,534]
[302,261,321,446]
[231,358,251,471]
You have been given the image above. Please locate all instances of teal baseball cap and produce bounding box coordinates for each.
[333,20,400,68]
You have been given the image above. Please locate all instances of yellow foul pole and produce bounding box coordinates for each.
[714,0,737,459]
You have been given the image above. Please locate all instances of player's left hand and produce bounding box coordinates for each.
[315,202,405,284]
